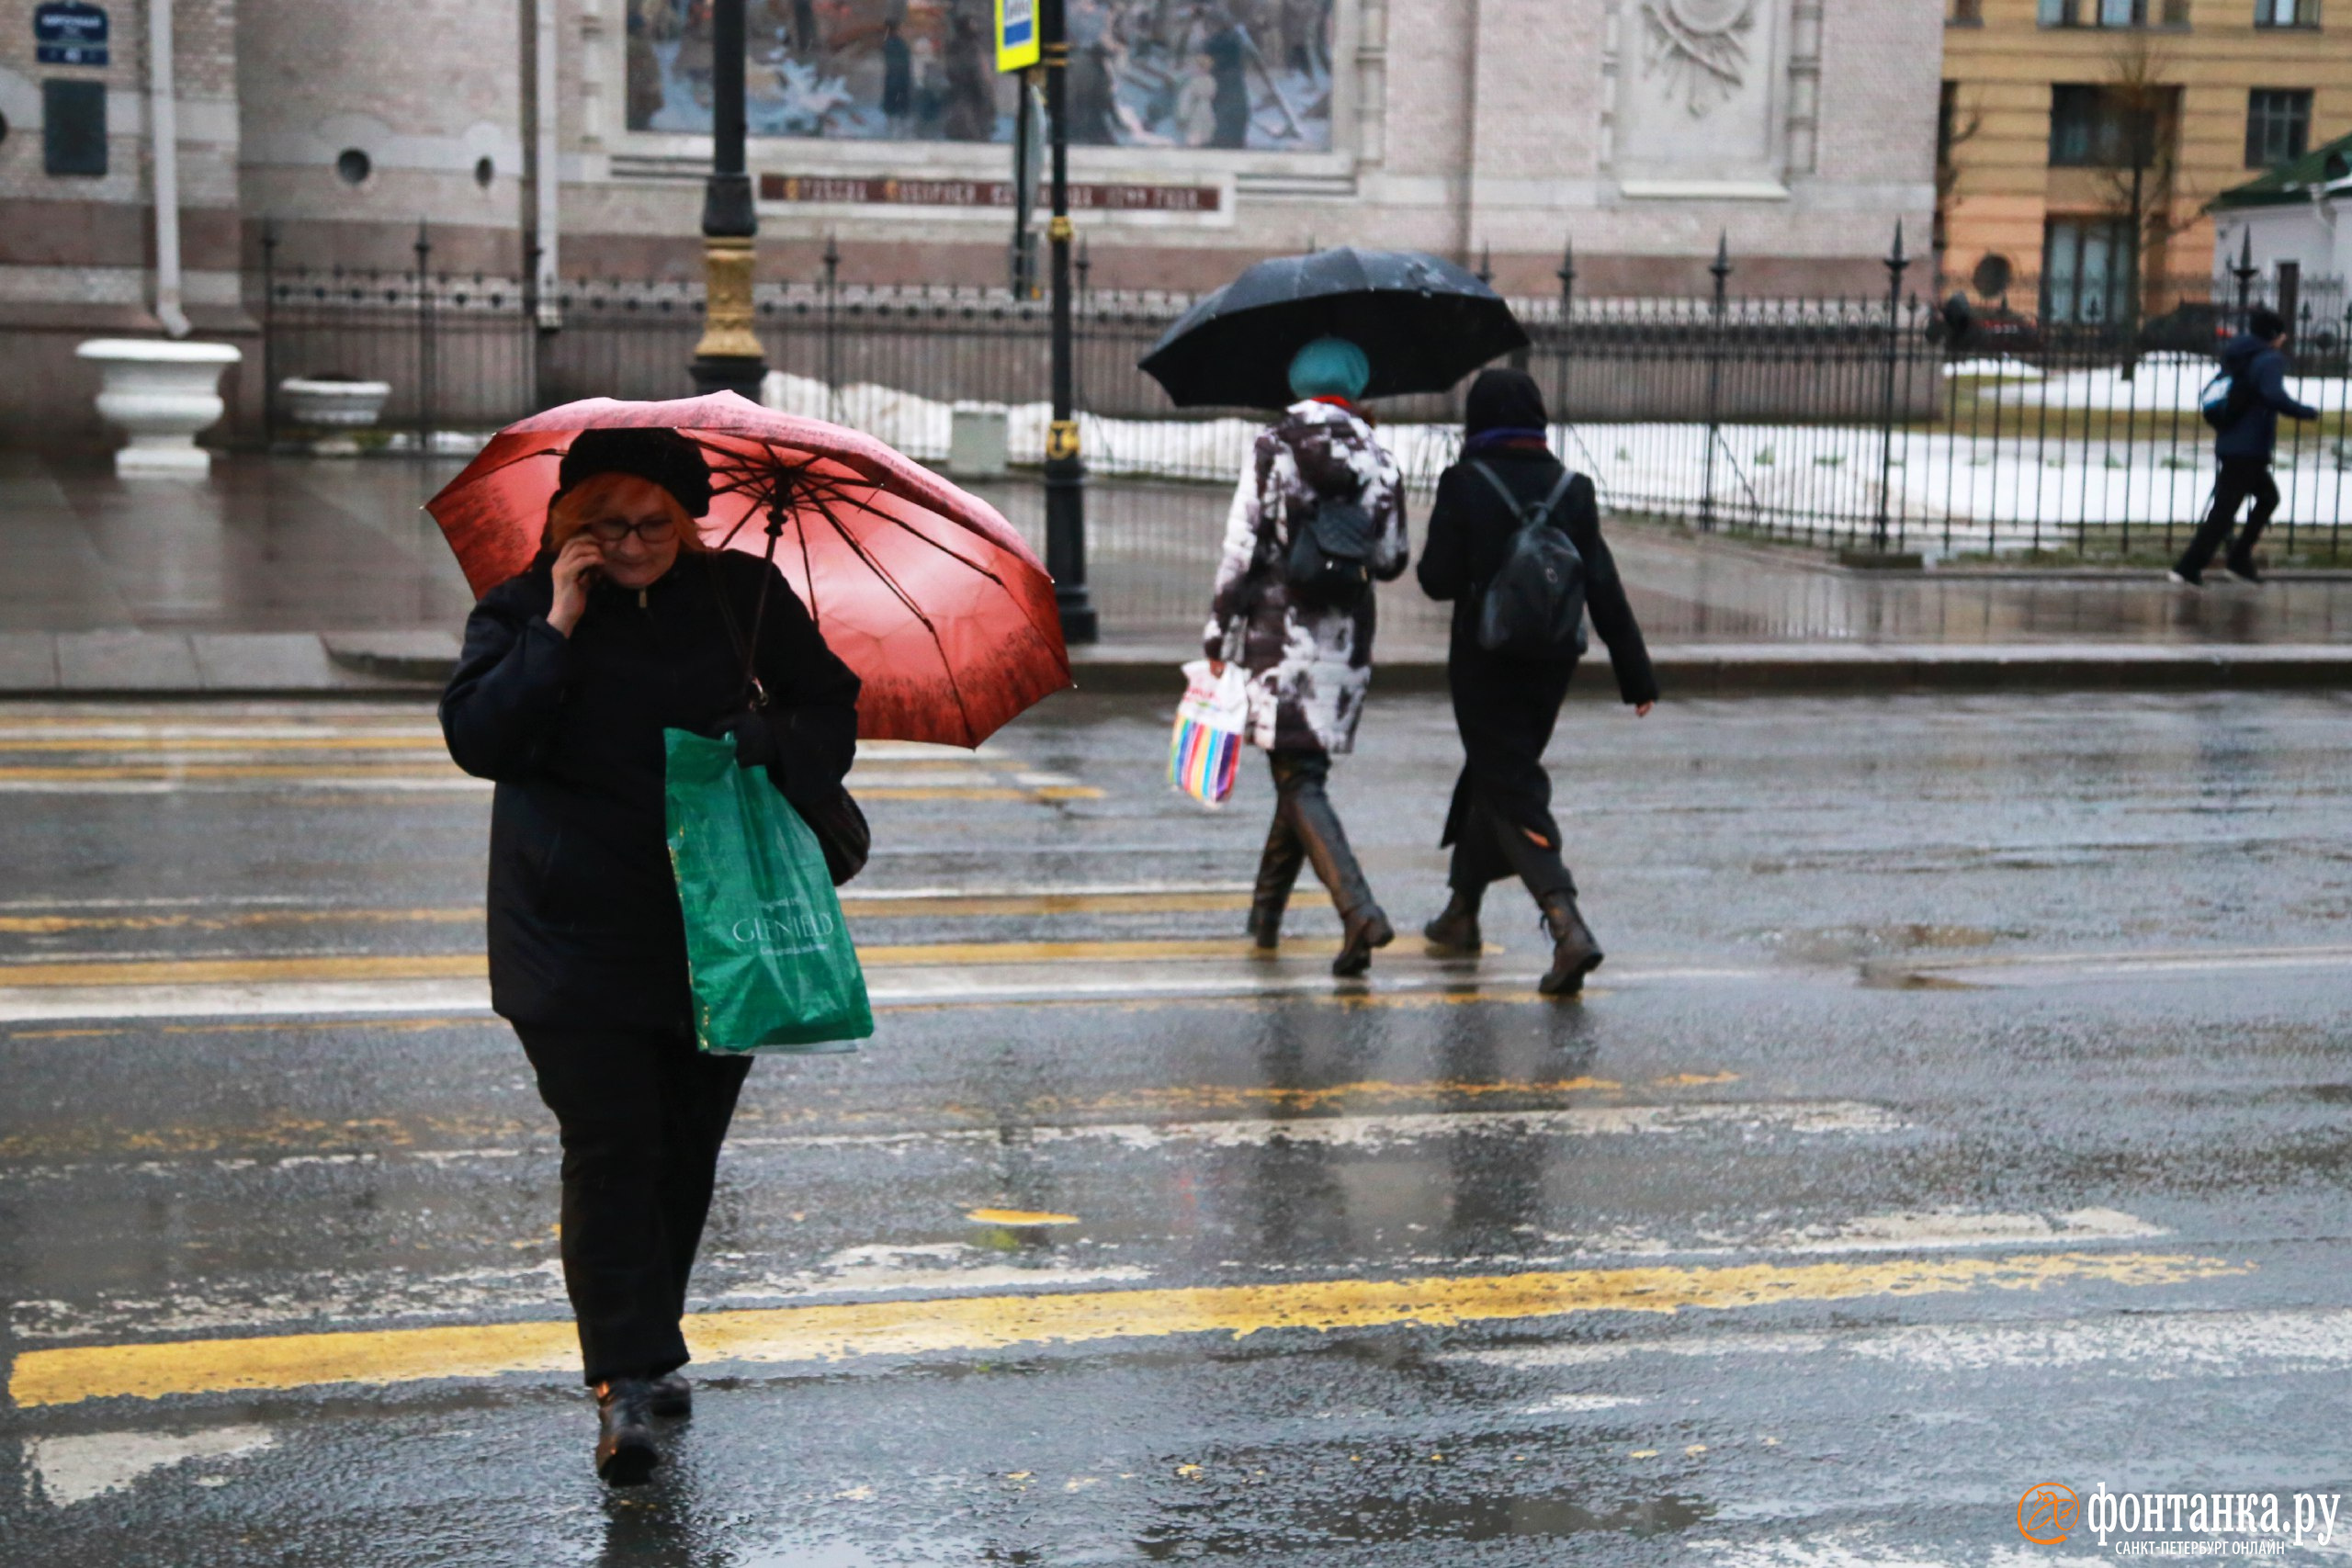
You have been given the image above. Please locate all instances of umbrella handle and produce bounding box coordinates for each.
[711,504,791,712]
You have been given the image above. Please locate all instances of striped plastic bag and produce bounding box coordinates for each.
[1169,660,1249,808]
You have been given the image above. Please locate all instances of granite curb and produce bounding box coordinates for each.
[0,631,2346,699]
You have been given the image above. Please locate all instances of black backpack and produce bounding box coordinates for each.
[1468,460,1588,660]
[1283,491,1377,611]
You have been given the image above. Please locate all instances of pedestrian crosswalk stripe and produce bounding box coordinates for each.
[6,1250,2245,1408]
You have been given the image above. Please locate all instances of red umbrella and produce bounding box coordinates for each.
[426,391,1071,748]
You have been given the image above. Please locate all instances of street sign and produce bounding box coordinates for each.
[34,1,107,66]
[994,0,1037,73]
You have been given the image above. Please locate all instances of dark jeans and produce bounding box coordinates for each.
[1252,749,1379,922]
[1449,789,1577,904]
[515,1024,752,1386]
[2178,457,2281,575]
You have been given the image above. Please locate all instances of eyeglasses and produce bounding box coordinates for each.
[584,517,679,546]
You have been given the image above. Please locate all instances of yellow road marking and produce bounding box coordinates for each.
[853,785,1103,802]
[0,737,447,753]
[7,1251,2245,1407]
[0,1075,1643,1161]
[0,940,1280,987]
[0,890,1323,934]
[0,908,481,936]
[859,939,1264,965]
[0,763,468,781]
[0,765,1101,801]
[0,955,487,987]
[0,988,1562,1052]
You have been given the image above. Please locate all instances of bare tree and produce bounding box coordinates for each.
[1935,82,1985,290]
[2094,36,2196,339]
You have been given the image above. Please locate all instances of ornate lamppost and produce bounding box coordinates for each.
[1039,0,1097,643]
[690,0,768,398]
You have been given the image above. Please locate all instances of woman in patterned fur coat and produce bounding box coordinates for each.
[1203,336,1410,976]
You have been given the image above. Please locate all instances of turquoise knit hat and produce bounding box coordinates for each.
[1286,335,1371,401]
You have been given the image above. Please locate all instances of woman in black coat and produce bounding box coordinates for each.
[1416,369,1657,995]
[439,429,860,1485]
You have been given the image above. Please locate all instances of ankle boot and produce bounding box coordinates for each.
[1333,905,1395,977]
[1423,889,1484,956]
[594,1377,662,1485]
[649,1371,692,1418]
[1537,893,1604,996]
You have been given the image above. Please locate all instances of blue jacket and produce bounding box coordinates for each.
[2215,333,2320,460]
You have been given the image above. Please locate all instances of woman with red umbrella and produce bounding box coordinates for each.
[439,428,861,1486]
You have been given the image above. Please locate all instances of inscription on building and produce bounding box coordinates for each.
[757,175,1221,212]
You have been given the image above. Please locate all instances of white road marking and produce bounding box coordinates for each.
[0,963,1786,1023]
[1006,1100,1905,1149]
[24,1425,274,1507]
[1456,1305,2352,1379]
[1881,944,2352,987]
[1695,1535,2108,1568]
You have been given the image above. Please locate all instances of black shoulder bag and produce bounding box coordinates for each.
[708,523,871,887]
[1283,486,1378,611]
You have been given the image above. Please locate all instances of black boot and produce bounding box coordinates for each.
[1281,768,1385,976]
[1537,893,1604,997]
[649,1371,692,1418]
[1423,888,1484,956]
[1333,904,1396,977]
[594,1377,662,1485]
[1247,810,1306,951]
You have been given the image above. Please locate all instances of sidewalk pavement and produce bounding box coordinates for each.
[5,451,2350,698]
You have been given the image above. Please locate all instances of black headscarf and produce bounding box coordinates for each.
[1462,367,1550,455]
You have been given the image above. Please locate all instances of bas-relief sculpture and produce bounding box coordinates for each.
[1641,0,1754,118]
[1616,0,1786,183]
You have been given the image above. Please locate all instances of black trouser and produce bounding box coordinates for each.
[1449,790,1576,905]
[515,1024,752,1386]
[1252,749,1379,923]
[2177,456,2281,575]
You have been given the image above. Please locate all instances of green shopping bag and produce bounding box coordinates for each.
[663,728,873,1054]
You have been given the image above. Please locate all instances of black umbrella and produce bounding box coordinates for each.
[1138,246,1530,410]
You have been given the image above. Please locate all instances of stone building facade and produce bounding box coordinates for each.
[1938,0,2352,324]
[2,0,1939,446]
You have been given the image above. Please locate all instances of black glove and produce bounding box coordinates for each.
[712,707,867,886]
[717,708,781,773]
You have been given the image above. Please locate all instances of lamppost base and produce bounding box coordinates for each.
[690,355,767,401]
[1055,589,1099,646]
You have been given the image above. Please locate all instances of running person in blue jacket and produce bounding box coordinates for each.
[2173,306,2320,586]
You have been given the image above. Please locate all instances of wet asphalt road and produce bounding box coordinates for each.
[1,689,2349,1565]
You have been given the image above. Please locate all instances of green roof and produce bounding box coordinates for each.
[2215,130,2352,209]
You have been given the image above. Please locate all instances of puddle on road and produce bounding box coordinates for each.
[1136,1487,1712,1554]
[1755,924,2020,965]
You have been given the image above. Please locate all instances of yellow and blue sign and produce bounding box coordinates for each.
[994,0,1038,73]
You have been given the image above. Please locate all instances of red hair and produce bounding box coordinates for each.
[543,472,704,554]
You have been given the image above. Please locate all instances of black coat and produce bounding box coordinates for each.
[440,549,861,1032]
[1416,448,1657,849]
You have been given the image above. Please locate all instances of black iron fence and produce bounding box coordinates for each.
[254,224,2352,564]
